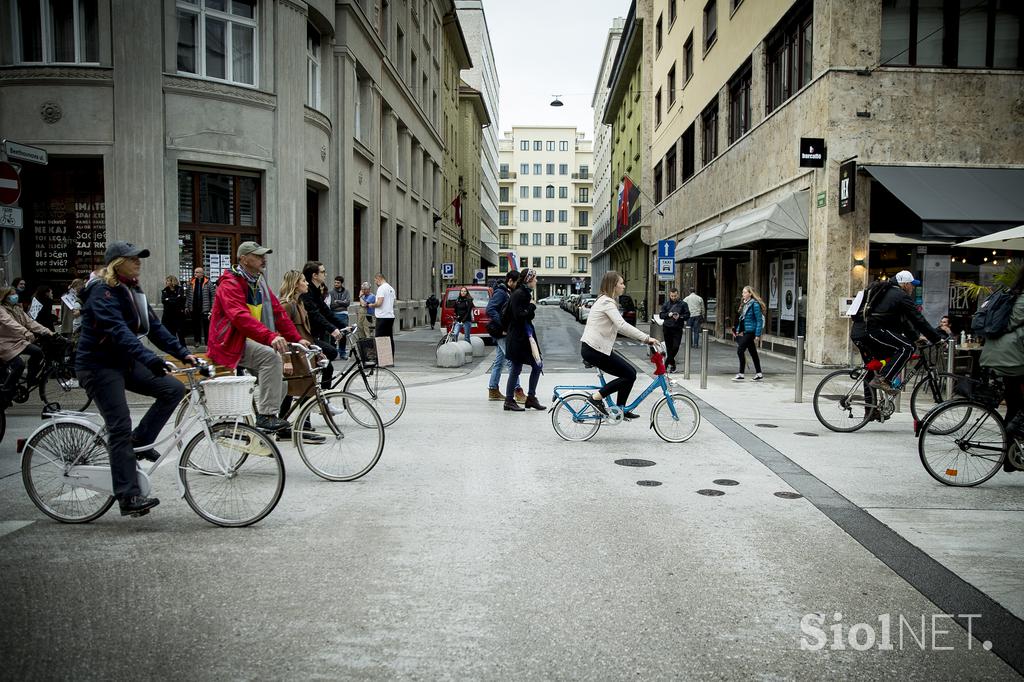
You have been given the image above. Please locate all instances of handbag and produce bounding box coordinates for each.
[283,350,317,397]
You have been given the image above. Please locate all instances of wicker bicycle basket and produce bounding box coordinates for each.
[201,376,257,418]
[356,337,378,367]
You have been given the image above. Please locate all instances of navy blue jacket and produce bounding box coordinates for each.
[76,280,190,371]
[486,283,511,338]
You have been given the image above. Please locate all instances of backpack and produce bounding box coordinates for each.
[971,288,1021,340]
[858,280,893,323]
[486,287,508,337]
[499,297,514,333]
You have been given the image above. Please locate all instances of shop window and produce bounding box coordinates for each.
[178,167,261,282]
[15,0,100,64]
[176,0,258,86]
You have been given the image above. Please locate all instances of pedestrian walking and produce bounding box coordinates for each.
[503,269,545,412]
[453,286,474,341]
[732,285,765,381]
[30,286,57,332]
[369,272,396,356]
[59,279,85,337]
[485,270,524,402]
[357,282,375,339]
[579,271,659,418]
[160,275,188,346]
[683,288,705,348]
[659,287,689,373]
[185,266,214,347]
[328,275,351,359]
[426,293,440,329]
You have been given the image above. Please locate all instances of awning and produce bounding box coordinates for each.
[868,233,958,245]
[957,224,1024,250]
[678,190,809,261]
[863,165,1024,239]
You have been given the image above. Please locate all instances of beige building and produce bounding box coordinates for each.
[493,126,593,298]
[647,0,1024,364]
[0,0,492,331]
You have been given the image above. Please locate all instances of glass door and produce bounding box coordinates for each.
[201,234,235,285]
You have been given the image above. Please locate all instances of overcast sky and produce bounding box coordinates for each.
[484,0,627,141]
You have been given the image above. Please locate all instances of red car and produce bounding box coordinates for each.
[440,285,494,342]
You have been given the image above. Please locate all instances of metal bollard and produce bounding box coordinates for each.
[699,329,709,389]
[794,335,805,403]
[945,336,956,400]
[684,340,692,380]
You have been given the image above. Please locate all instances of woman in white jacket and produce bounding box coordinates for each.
[580,271,658,419]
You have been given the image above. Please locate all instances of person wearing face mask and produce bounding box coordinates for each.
[0,285,54,392]
[11,278,30,313]
[75,242,199,518]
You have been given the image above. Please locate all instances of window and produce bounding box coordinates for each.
[547,141,556,151]
[533,186,542,198]
[559,256,567,269]
[546,185,555,199]
[520,211,529,224]
[578,188,589,202]
[520,186,529,199]
[559,164,569,175]
[559,186,568,199]
[500,187,510,202]
[533,163,542,175]
[500,234,510,249]
[533,140,543,151]
[533,210,542,222]
[520,257,528,268]
[520,232,529,245]
[303,28,323,110]
[15,0,99,64]
[702,98,719,165]
[656,14,663,53]
[499,163,509,178]
[559,210,568,223]
[703,0,717,51]
[681,123,696,181]
[546,233,555,245]
[577,235,589,250]
[177,0,258,86]
[545,256,554,269]
[579,165,589,178]
[670,0,677,25]
[654,88,662,127]
[520,163,529,175]
[578,211,589,227]
[177,168,261,274]
[533,257,541,268]
[499,259,508,273]
[665,143,677,195]
[520,139,529,151]
[728,61,752,143]
[654,160,664,204]
[766,1,813,113]
[545,211,554,223]
[577,256,587,272]
[546,163,555,175]
[499,210,509,226]
[559,233,568,246]
[882,0,1022,68]
[667,64,677,107]
[683,32,694,82]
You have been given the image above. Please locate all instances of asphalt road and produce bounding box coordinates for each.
[0,306,1017,679]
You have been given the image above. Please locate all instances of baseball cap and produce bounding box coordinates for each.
[894,270,921,286]
[237,241,272,258]
[105,241,150,265]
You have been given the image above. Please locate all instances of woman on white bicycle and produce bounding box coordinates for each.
[580,271,659,419]
[76,242,198,518]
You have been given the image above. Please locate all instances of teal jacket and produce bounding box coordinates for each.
[980,295,1024,376]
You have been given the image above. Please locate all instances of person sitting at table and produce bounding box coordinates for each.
[935,315,953,339]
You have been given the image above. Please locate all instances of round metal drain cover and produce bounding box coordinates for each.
[713,479,739,486]
[696,489,725,496]
[755,423,779,428]
[794,432,819,437]
[615,458,656,467]
[636,480,662,487]
[774,491,803,499]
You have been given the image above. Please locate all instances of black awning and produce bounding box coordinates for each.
[863,165,1024,238]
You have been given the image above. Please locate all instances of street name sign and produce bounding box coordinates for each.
[3,140,48,166]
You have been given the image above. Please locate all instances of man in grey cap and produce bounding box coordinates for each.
[206,241,307,432]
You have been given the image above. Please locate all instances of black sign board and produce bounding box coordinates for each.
[799,137,826,168]
[839,160,856,215]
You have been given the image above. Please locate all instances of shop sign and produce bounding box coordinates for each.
[838,160,856,214]
[799,138,826,168]
[781,259,797,321]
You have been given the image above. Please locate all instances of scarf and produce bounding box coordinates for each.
[233,265,276,333]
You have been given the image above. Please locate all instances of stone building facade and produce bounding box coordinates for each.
[590,16,625,288]
[0,0,492,331]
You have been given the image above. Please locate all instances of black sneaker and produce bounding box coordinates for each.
[133,444,160,462]
[255,414,289,432]
[587,396,609,417]
[276,427,326,444]
[119,495,160,517]
[622,411,641,420]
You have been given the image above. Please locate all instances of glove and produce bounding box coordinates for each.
[145,357,169,376]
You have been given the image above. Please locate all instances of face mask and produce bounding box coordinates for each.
[7,294,17,304]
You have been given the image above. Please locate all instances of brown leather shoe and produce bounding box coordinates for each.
[504,399,525,412]
[488,388,505,401]
[514,388,527,404]
[524,395,547,411]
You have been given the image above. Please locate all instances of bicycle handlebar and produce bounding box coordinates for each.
[168,358,213,379]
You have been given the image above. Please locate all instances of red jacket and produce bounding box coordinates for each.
[207,269,301,368]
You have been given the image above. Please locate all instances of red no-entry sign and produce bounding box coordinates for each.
[0,162,21,205]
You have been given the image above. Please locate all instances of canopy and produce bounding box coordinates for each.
[957,224,1024,250]
[678,190,809,261]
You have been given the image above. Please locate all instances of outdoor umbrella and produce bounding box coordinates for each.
[956,225,1024,250]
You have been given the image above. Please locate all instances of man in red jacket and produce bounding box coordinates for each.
[207,241,308,432]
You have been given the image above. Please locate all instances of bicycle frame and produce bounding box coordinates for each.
[551,372,679,422]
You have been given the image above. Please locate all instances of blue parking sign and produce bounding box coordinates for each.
[441,262,455,280]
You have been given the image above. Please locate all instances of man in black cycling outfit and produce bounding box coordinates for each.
[854,270,941,394]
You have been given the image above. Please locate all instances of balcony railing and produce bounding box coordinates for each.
[571,172,591,180]
[499,171,517,180]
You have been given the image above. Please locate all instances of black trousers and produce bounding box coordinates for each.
[428,308,438,328]
[736,332,762,374]
[163,313,188,346]
[5,343,45,389]
[191,311,209,346]
[375,317,395,355]
[581,343,636,406]
[663,326,684,367]
[78,363,186,499]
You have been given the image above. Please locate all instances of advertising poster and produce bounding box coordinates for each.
[781,259,796,321]
[769,261,779,308]
[922,254,951,327]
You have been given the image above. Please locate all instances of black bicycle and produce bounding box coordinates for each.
[330,328,406,427]
[0,335,91,439]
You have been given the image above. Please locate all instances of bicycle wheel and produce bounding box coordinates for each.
[39,366,92,412]
[910,372,959,424]
[179,421,285,527]
[918,401,1006,487]
[294,390,384,481]
[22,421,115,523]
[343,366,406,427]
[651,393,701,443]
[813,369,874,432]
[551,393,602,442]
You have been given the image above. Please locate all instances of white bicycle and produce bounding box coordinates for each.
[21,361,285,527]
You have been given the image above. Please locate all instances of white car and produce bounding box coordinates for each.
[579,298,596,323]
[538,295,561,306]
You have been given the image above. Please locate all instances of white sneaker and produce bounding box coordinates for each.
[753,373,763,381]
[733,374,745,381]
[327,403,345,416]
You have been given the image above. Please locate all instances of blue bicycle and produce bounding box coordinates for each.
[550,345,701,443]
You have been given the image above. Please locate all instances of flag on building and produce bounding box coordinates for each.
[505,251,519,272]
[615,175,641,235]
[451,192,463,228]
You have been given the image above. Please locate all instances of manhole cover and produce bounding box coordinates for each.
[755,423,779,428]
[636,480,662,487]
[712,479,739,486]
[696,489,725,496]
[774,491,803,499]
[615,458,656,467]
[794,432,819,437]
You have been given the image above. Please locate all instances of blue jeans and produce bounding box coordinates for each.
[331,312,349,355]
[455,321,472,341]
[689,315,703,347]
[488,337,520,391]
[506,358,541,398]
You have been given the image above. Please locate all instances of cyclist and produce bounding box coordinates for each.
[580,271,659,419]
[0,285,55,392]
[207,241,308,433]
[857,270,940,394]
[979,266,1024,473]
[75,242,199,518]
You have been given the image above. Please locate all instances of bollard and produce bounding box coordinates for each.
[684,340,692,380]
[945,336,956,400]
[699,329,709,389]
[794,336,805,403]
